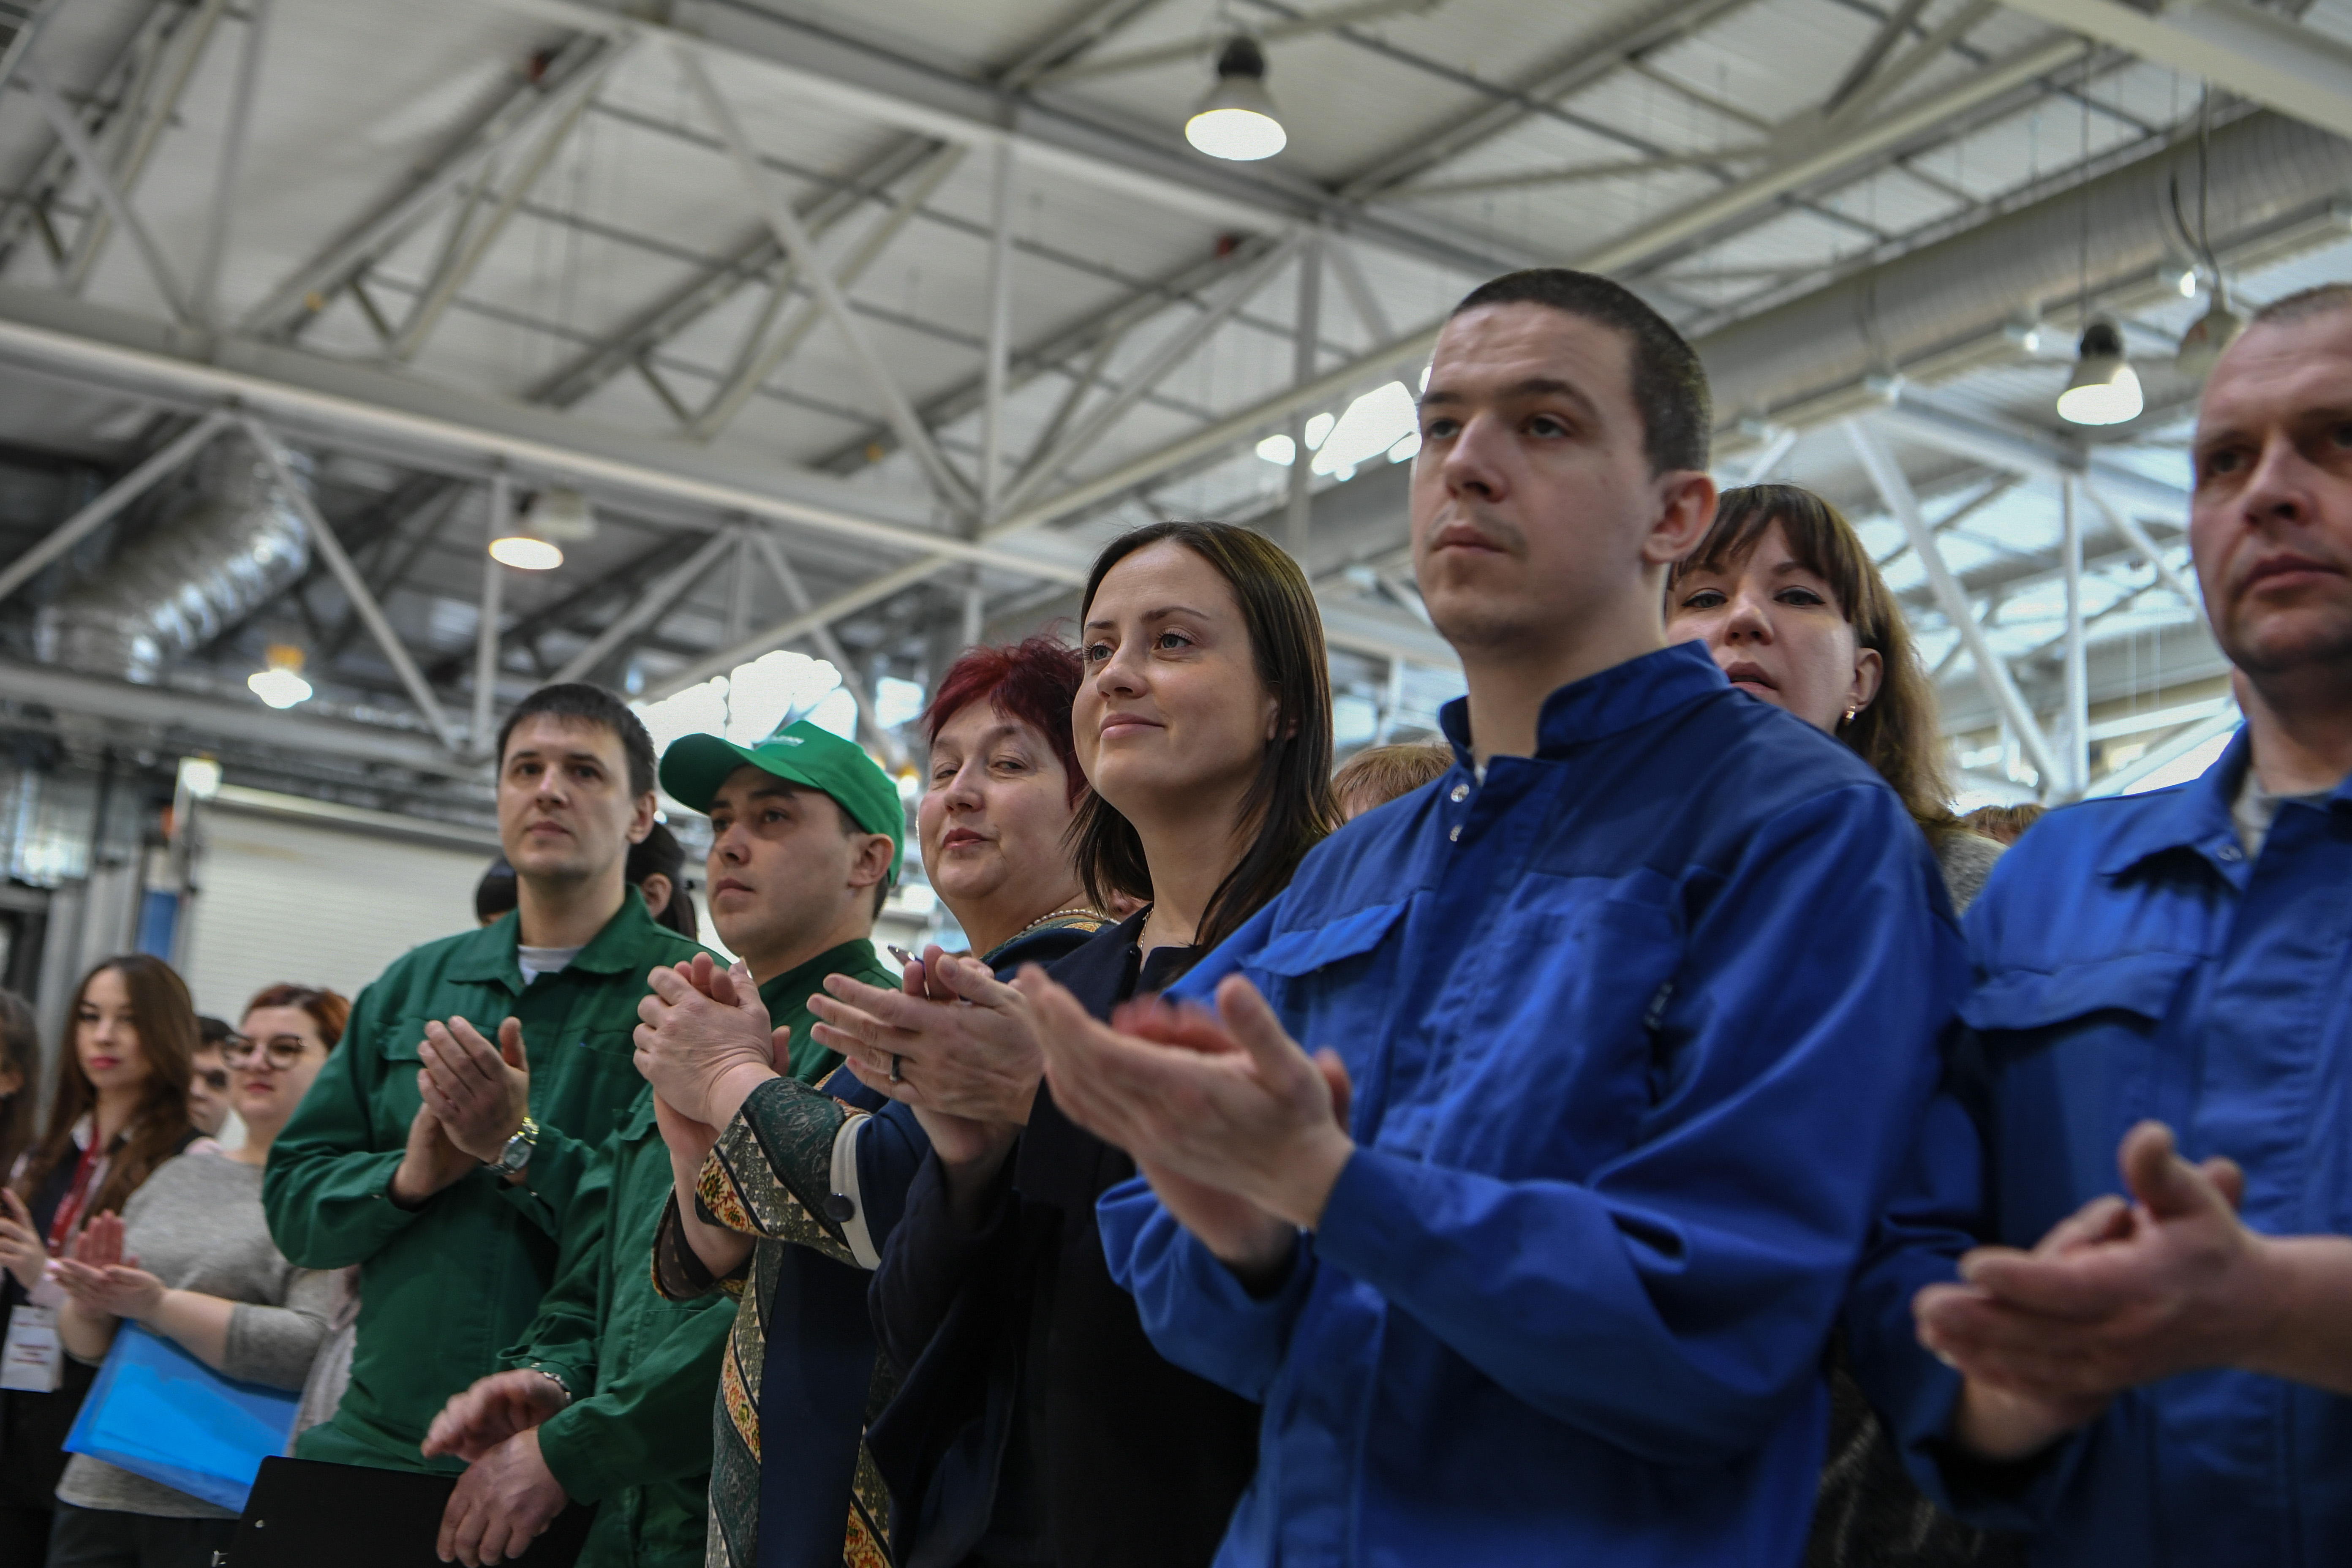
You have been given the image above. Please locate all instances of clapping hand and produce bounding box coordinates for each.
[420,1017,531,1164]
[49,1211,165,1323]
[423,1369,570,1464]
[633,955,780,1130]
[0,1188,48,1293]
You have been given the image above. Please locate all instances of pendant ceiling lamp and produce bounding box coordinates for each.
[2056,318,2144,427]
[1186,37,1286,162]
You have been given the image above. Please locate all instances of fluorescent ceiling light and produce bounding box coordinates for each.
[489,531,564,570]
[1314,382,1420,476]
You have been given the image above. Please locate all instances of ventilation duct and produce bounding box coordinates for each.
[1695,112,2352,425]
[37,433,313,684]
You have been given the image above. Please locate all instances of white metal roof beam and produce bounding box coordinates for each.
[239,32,625,338]
[677,42,981,520]
[1999,0,2352,142]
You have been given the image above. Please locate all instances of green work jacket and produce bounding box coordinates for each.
[506,1096,732,1568]
[263,890,707,1471]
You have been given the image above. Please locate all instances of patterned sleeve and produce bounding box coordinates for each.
[694,1075,868,1269]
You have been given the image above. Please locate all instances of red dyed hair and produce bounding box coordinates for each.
[923,635,1088,803]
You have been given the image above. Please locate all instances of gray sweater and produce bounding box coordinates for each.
[55,1148,338,1519]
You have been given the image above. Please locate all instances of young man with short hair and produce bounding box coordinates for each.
[1848,283,2352,1565]
[263,684,704,1484]
[1021,269,1968,1565]
[629,720,909,1568]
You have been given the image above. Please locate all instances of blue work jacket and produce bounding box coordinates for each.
[1847,730,2352,1568]
[1097,642,1965,1568]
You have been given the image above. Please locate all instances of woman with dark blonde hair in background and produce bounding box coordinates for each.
[0,956,198,1567]
[46,983,349,1568]
[1666,482,2014,1568]
[1669,482,2004,914]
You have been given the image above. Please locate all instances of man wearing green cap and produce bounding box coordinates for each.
[419,718,904,1567]
[631,720,931,1568]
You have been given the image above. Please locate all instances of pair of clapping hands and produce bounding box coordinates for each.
[632,950,1357,1275]
[392,1015,533,1206]
[1916,1120,2295,1461]
[0,1202,163,1324]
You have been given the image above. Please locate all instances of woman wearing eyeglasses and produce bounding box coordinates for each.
[43,984,351,1566]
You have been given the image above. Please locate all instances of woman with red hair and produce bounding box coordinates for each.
[919,634,1108,967]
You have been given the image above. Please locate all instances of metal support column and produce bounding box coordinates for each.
[472,471,507,756]
[2060,476,2089,798]
[1844,418,2063,792]
[979,142,1015,525]
[1286,234,1323,558]
[194,0,271,325]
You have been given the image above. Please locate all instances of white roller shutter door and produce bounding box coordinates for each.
[181,795,495,1020]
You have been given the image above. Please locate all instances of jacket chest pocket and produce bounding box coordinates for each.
[1245,901,1412,1132]
[1960,950,2200,1241]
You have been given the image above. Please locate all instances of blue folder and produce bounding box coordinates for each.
[63,1323,302,1512]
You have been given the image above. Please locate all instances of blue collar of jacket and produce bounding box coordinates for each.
[1437,640,1729,762]
[445,886,664,989]
[2093,725,2352,880]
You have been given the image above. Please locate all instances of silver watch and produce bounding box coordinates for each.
[493,1117,539,1176]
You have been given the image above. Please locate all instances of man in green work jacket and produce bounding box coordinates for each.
[263,683,705,1478]
[415,717,904,1567]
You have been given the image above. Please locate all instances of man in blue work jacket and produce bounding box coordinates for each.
[1839,282,2352,1567]
[1017,268,1968,1566]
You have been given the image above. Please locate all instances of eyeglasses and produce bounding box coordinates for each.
[221,1034,314,1071]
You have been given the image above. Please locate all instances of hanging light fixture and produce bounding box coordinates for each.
[2175,279,2244,382]
[247,643,314,709]
[2056,318,2143,426]
[1186,37,1286,162]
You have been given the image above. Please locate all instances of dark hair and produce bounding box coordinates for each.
[924,636,1089,805]
[626,822,699,940]
[14,955,196,1220]
[0,989,38,1184]
[1333,743,1454,817]
[2252,282,2352,327]
[196,1015,233,1049]
[1070,521,1339,956]
[495,683,656,797]
[474,858,518,923]
[241,983,352,1050]
[1449,268,1710,475]
[1669,484,1957,834]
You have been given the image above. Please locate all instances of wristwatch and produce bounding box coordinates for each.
[493,1117,539,1177]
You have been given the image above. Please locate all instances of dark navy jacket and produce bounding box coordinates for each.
[1848,730,2352,1567]
[1099,642,1965,1567]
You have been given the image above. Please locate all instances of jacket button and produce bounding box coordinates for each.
[1450,783,1469,802]
[1448,825,1462,842]
[823,1193,856,1222]
[2217,844,2244,863]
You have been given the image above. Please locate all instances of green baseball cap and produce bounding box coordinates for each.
[659,720,905,879]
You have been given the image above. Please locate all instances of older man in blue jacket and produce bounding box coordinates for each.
[1018,268,1967,1567]
[1840,283,2352,1567]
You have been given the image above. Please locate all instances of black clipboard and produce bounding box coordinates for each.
[223,1456,597,1568]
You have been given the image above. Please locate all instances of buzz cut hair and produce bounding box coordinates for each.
[1448,268,1712,476]
[2251,282,2352,327]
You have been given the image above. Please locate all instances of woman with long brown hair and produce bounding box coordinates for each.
[1665,482,2014,1568]
[803,519,1339,1568]
[47,983,348,1565]
[0,955,197,1567]
[1666,482,2004,913]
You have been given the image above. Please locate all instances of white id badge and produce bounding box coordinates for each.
[0,1304,63,1392]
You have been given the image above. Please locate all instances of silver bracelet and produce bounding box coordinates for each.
[526,1367,573,1406]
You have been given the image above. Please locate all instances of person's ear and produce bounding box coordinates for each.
[847,834,894,892]
[1850,648,1884,715]
[637,873,674,918]
[627,791,658,845]
[1642,470,1719,567]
